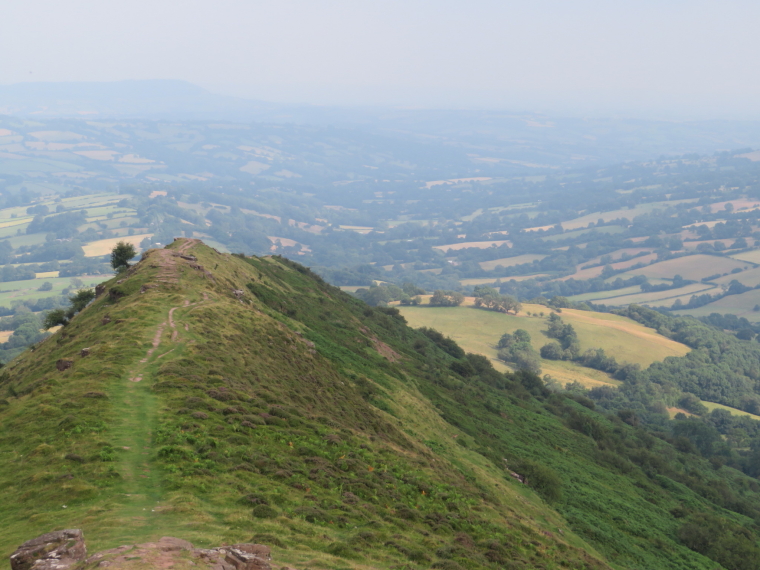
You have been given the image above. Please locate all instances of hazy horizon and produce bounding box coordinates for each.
[4,0,760,121]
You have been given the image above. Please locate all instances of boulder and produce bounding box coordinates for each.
[80,348,90,357]
[223,546,271,570]
[56,359,73,372]
[101,315,111,325]
[10,529,87,570]
[94,284,106,298]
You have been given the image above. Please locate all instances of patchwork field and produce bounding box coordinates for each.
[0,274,104,308]
[569,286,643,303]
[564,253,658,281]
[479,254,546,270]
[460,274,548,286]
[674,288,760,320]
[591,283,717,307]
[541,226,626,241]
[614,254,749,281]
[682,239,738,251]
[433,240,512,252]
[714,267,760,287]
[558,199,698,230]
[397,304,690,388]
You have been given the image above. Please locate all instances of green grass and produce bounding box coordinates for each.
[400,304,689,368]
[568,286,642,303]
[0,275,103,307]
[0,241,756,570]
[479,254,546,270]
[589,283,716,306]
[702,401,760,421]
[674,288,760,320]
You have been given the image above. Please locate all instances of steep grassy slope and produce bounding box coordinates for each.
[0,240,759,570]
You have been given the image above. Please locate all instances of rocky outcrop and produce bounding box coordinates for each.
[56,359,73,372]
[11,532,274,570]
[10,529,86,570]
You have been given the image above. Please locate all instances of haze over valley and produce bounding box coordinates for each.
[5,2,760,570]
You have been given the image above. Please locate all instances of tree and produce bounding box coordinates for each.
[111,241,137,273]
[513,329,531,343]
[43,288,96,329]
[540,342,564,360]
[429,290,464,307]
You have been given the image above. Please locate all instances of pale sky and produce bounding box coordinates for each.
[4,0,760,118]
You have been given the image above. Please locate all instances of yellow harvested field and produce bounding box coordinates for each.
[479,254,546,270]
[82,234,153,257]
[729,249,760,264]
[434,240,512,252]
[149,190,168,198]
[35,271,59,279]
[614,254,749,281]
[0,331,12,343]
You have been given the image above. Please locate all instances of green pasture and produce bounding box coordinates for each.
[398,304,690,387]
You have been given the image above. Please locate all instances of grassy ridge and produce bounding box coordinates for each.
[0,241,758,569]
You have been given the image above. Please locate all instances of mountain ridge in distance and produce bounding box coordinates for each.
[0,238,758,570]
[6,80,760,165]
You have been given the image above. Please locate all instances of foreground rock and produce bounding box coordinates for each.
[10,529,87,570]
[11,533,273,570]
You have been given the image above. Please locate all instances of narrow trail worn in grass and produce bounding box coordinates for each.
[104,239,214,544]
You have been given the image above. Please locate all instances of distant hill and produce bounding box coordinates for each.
[2,238,760,569]
[5,80,760,164]
[0,80,279,121]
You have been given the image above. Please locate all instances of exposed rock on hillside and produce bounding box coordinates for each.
[10,529,86,570]
[11,532,272,570]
